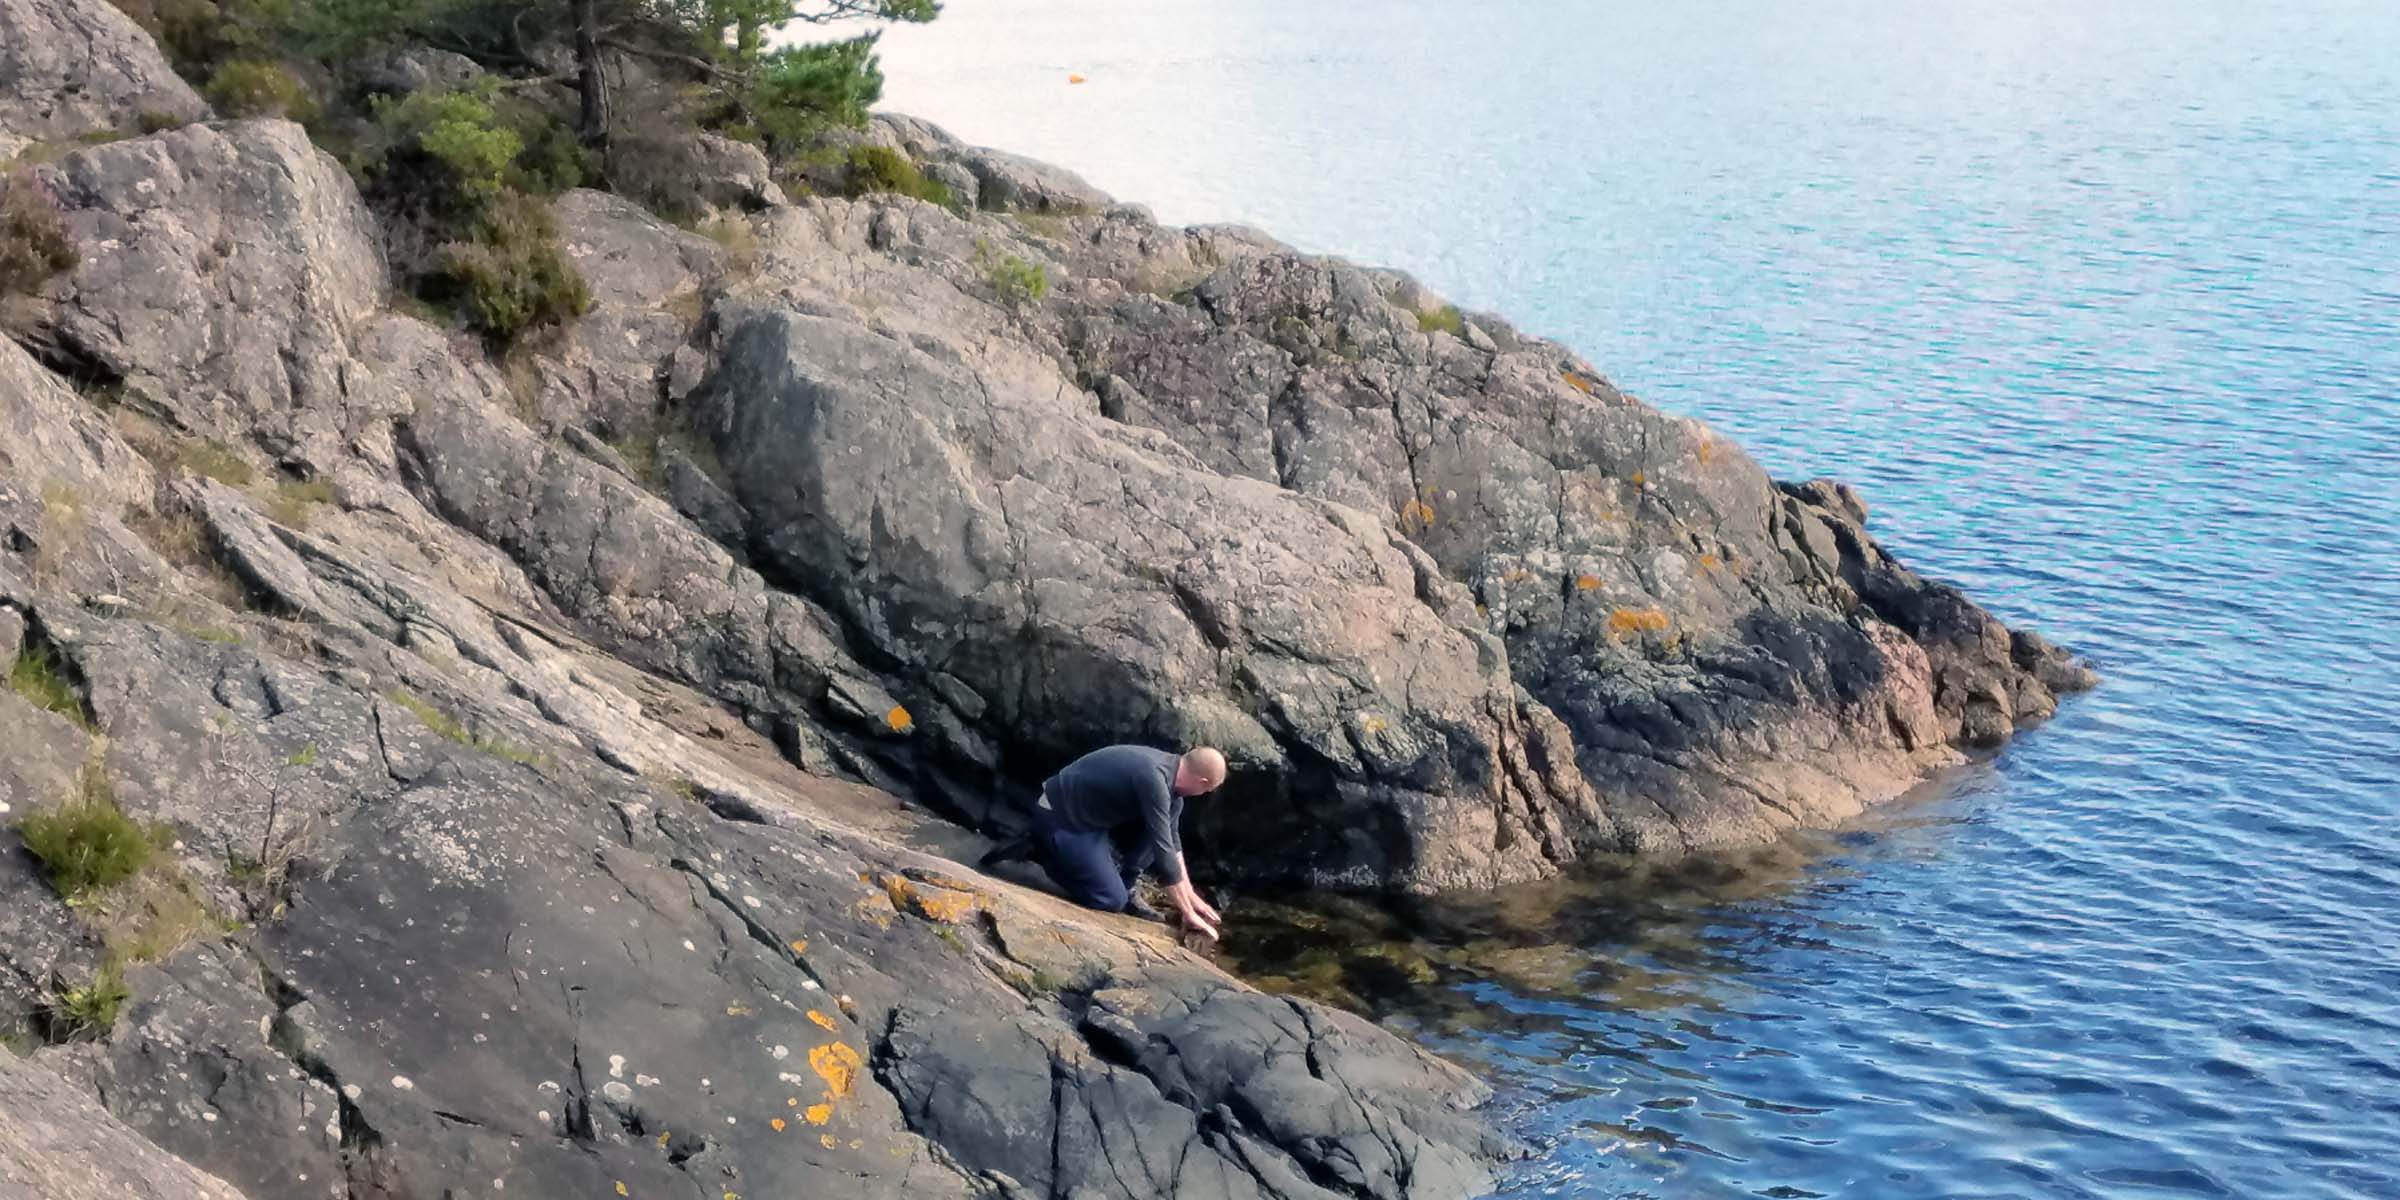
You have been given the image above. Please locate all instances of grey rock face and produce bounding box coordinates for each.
[39,119,386,452]
[0,0,207,161]
[873,112,1113,212]
[1058,247,2095,866]
[695,303,1593,890]
[532,188,721,434]
[0,1048,251,1200]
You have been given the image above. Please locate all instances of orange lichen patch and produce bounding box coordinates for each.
[810,1042,863,1100]
[787,1097,799,1107]
[884,704,913,733]
[805,1103,834,1126]
[1574,574,1603,591]
[1358,715,1388,735]
[807,1010,839,1032]
[1561,370,1595,394]
[771,1118,787,1132]
[1398,499,1435,530]
[788,939,808,955]
[1503,568,1533,583]
[1696,554,1722,573]
[1628,470,1647,488]
[878,874,982,924]
[615,1184,628,1197]
[1605,607,1672,639]
[1695,437,1717,464]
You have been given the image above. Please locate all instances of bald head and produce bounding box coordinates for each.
[1174,747,1227,796]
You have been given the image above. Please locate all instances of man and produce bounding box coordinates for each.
[982,745,1225,939]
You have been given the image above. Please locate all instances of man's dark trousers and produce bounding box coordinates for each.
[1032,799,1157,913]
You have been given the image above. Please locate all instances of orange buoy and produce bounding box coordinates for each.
[1068,73,1087,84]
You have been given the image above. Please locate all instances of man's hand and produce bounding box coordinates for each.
[1166,879,1220,941]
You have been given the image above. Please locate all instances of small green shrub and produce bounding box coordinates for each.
[843,145,951,206]
[204,59,314,120]
[1416,305,1465,337]
[9,644,91,730]
[47,962,129,1040]
[18,771,161,900]
[0,168,78,297]
[974,238,1048,308]
[265,477,336,528]
[360,89,518,218]
[431,194,590,344]
[137,109,189,134]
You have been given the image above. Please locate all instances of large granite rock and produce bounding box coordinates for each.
[38,119,386,454]
[0,0,207,162]
[0,1049,251,1200]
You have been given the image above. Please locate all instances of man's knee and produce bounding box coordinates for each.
[1075,874,1129,913]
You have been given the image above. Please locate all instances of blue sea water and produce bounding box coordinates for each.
[876,2,2400,1196]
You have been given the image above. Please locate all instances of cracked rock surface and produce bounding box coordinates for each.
[0,2,2088,1194]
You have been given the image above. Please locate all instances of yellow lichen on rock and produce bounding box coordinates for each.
[810,1042,862,1100]
[1605,607,1671,638]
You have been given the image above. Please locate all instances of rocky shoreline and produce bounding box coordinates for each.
[0,2,2089,1195]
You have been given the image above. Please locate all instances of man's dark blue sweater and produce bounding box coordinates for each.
[1041,744,1185,885]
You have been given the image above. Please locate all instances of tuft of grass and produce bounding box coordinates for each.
[385,690,548,766]
[265,478,336,529]
[661,427,725,484]
[973,238,1048,309]
[1,167,79,296]
[203,59,314,121]
[31,482,91,582]
[45,962,129,1041]
[842,145,953,207]
[1415,305,1465,337]
[17,768,161,900]
[699,213,760,277]
[9,642,92,731]
[605,435,664,489]
[170,438,254,486]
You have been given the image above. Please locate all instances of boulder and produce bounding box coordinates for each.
[695,303,1597,889]
[0,0,206,161]
[38,120,385,452]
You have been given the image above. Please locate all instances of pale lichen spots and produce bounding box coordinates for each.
[389,1076,413,1091]
[608,1054,626,1079]
[771,1044,790,1060]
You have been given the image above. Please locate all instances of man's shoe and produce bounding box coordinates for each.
[978,836,1036,870]
[1121,896,1167,922]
